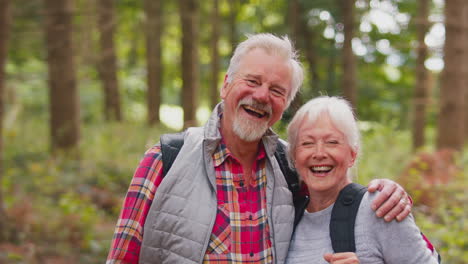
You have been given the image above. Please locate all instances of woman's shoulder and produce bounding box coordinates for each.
[357,190,417,230]
[357,191,403,226]
[357,190,377,215]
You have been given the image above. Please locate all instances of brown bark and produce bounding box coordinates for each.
[412,0,430,150]
[144,0,163,125]
[97,0,122,121]
[287,0,302,114]
[44,0,80,153]
[341,0,357,107]
[228,0,238,56]
[210,0,220,109]
[296,1,320,93]
[464,2,468,141]
[0,0,11,242]
[76,0,97,67]
[300,24,319,93]
[179,0,199,128]
[437,0,465,150]
[288,0,300,42]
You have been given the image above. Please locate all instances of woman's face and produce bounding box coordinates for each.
[294,114,357,195]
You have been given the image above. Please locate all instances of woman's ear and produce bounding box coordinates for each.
[349,149,358,167]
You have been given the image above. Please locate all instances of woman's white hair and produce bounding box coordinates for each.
[226,33,304,108]
[287,96,361,174]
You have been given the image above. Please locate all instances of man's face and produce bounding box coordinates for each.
[221,48,292,142]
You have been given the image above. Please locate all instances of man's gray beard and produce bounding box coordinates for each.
[232,114,269,142]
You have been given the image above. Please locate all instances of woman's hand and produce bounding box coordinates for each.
[323,252,360,264]
[367,178,412,222]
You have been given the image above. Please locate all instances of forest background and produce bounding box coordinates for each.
[0,0,466,263]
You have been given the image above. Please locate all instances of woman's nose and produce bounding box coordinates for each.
[312,143,326,160]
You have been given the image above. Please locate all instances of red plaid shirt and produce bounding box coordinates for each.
[107,138,273,264]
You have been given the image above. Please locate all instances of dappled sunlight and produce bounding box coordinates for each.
[160,104,184,130]
[160,104,212,130]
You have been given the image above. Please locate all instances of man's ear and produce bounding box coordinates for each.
[220,74,229,99]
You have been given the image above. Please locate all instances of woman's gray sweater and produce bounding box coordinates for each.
[286,191,438,264]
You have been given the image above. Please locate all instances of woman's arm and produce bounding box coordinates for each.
[364,192,439,264]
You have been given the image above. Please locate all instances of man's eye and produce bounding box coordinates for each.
[327,140,339,145]
[246,79,258,86]
[271,88,285,97]
[302,141,314,146]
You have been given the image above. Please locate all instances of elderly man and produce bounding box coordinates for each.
[106,34,411,264]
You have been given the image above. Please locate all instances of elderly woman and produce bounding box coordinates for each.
[285,96,438,264]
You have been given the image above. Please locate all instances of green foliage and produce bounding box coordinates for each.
[2,110,174,261]
[414,187,467,264]
[356,120,413,184]
[3,0,466,262]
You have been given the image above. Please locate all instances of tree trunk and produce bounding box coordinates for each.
[300,25,320,94]
[44,0,80,153]
[0,0,11,242]
[97,0,122,121]
[228,0,238,56]
[341,0,357,107]
[412,0,430,150]
[144,0,163,125]
[437,0,465,150]
[296,1,320,93]
[76,0,97,67]
[210,0,220,109]
[286,0,303,115]
[464,2,468,141]
[288,0,299,42]
[326,41,338,95]
[179,0,199,128]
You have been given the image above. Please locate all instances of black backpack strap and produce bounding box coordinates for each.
[274,141,310,230]
[160,131,186,177]
[274,141,299,193]
[330,183,367,253]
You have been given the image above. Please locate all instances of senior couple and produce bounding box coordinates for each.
[107,34,439,263]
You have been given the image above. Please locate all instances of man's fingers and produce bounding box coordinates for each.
[381,195,408,222]
[370,180,397,211]
[375,187,405,218]
[396,203,411,221]
[367,179,381,193]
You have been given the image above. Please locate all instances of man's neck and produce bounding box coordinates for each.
[221,126,260,164]
[220,120,262,185]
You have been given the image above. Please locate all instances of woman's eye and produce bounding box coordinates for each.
[327,140,339,145]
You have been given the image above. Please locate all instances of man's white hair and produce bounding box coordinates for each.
[226,33,304,108]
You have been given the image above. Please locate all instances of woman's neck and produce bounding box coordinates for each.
[306,180,351,212]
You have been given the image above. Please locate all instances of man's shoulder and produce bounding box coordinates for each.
[142,143,163,162]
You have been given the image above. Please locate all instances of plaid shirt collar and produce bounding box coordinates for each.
[213,137,267,168]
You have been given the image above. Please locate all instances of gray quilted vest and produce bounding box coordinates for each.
[139,104,295,264]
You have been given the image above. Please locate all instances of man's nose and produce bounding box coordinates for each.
[252,84,269,102]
